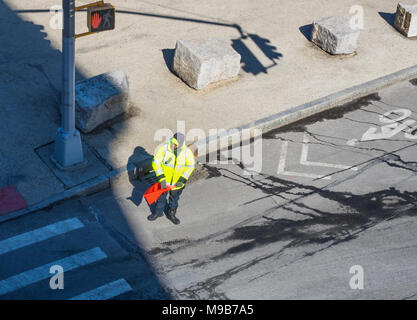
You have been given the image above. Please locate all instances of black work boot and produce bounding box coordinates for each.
[147,212,163,221]
[167,208,180,225]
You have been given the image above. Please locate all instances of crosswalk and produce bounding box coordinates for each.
[69,278,132,300]
[0,217,132,299]
[0,218,84,255]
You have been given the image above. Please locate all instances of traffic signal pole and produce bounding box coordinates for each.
[52,0,84,169]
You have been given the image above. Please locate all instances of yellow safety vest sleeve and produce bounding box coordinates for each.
[152,144,166,182]
[182,148,195,180]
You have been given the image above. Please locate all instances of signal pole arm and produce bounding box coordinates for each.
[74,1,104,12]
[74,1,116,38]
[74,0,104,39]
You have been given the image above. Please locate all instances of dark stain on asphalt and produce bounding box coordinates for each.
[263,93,381,135]
[221,188,415,255]
[149,239,192,256]
[185,163,223,184]
[162,238,191,246]
[153,150,417,260]
[409,78,417,86]
[148,247,173,255]
[152,155,417,298]
[199,163,222,179]
[207,161,417,262]
[178,252,275,300]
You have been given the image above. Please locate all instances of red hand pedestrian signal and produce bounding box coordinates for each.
[91,13,102,29]
[87,4,115,33]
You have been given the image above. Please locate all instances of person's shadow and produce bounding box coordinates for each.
[126,146,154,206]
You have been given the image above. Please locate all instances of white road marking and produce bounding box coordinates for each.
[0,218,84,256]
[380,109,412,123]
[348,108,417,144]
[277,141,331,180]
[0,247,107,296]
[68,278,132,300]
[301,133,358,171]
[347,138,358,146]
[361,120,415,142]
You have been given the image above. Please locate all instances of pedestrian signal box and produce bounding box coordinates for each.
[88,3,115,33]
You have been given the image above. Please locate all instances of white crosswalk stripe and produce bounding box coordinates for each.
[68,278,132,300]
[0,217,134,299]
[0,247,107,296]
[0,218,84,256]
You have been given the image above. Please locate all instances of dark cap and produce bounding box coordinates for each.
[173,132,185,147]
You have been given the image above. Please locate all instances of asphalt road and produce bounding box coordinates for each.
[1,79,417,299]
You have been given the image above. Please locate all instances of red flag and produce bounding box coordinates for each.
[143,182,175,205]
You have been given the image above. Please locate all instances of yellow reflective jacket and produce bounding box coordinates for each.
[152,140,195,190]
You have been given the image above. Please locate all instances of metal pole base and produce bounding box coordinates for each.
[51,128,86,170]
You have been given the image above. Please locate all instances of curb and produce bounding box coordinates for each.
[193,64,417,161]
[0,160,152,224]
[1,65,417,224]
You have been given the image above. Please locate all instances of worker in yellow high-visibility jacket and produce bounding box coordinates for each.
[148,132,195,224]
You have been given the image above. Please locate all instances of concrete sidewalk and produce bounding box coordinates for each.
[1,0,417,218]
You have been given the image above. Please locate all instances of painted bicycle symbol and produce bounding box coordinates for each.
[347,108,417,146]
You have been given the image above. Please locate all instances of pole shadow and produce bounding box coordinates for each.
[162,34,283,77]
[15,6,283,77]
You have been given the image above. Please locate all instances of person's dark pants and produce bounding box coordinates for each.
[154,188,184,216]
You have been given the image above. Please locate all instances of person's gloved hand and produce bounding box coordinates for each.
[176,177,187,189]
[160,179,167,189]
[156,174,167,189]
